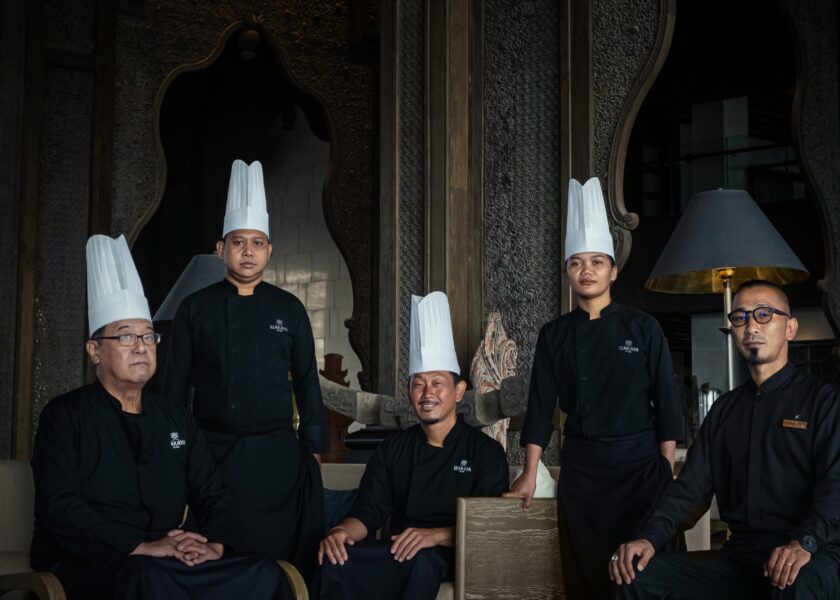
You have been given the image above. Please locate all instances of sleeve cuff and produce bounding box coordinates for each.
[639,522,672,551]
[346,511,378,537]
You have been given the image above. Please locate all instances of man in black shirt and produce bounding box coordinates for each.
[611,280,840,599]
[508,178,683,599]
[164,160,326,581]
[32,234,291,600]
[316,292,510,599]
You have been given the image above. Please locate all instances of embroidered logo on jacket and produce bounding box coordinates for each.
[618,339,640,354]
[453,459,472,474]
[270,319,288,333]
[170,432,186,449]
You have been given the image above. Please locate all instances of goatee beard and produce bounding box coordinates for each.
[748,348,760,365]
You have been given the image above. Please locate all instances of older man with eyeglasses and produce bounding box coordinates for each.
[609,279,840,599]
[30,235,293,600]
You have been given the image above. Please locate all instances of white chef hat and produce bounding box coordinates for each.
[86,234,151,336]
[408,291,460,377]
[564,177,615,260]
[222,159,269,238]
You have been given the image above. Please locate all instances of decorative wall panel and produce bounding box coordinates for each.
[43,0,95,54]
[32,67,93,428]
[484,0,562,376]
[112,1,376,388]
[0,0,27,458]
[397,0,426,390]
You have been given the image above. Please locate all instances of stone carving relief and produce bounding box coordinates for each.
[471,312,518,449]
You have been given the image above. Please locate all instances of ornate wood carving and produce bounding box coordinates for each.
[778,0,840,334]
[591,0,676,268]
[111,2,376,389]
[484,0,562,375]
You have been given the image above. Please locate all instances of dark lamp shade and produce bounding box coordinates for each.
[153,255,226,321]
[646,189,809,294]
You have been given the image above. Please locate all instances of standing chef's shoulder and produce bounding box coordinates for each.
[616,304,665,338]
[537,311,576,345]
[263,282,311,328]
[465,423,508,465]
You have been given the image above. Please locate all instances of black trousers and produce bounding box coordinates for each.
[614,544,840,600]
[317,541,453,600]
[51,554,294,600]
[559,432,676,600]
[201,428,325,584]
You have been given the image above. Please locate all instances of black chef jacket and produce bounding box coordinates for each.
[30,381,231,568]
[164,279,326,451]
[640,362,840,553]
[348,418,509,535]
[521,302,683,444]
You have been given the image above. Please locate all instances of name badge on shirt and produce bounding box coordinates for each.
[782,419,808,430]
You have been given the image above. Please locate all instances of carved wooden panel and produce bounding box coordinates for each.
[397,0,426,389]
[484,0,562,376]
[32,67,93,430]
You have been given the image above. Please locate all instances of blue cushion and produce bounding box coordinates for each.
[323,488,358,533]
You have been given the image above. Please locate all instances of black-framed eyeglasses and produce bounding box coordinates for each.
[92,332,161,346]
[727,306,791,327]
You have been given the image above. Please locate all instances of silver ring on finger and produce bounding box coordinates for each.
[611,554,619,562]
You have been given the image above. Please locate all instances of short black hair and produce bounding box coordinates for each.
[734,279,791,312]
[90,325,105,341]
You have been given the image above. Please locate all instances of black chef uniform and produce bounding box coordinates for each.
[164,279,326,581]
[618,362,840,600]
[30,381,292,600]
[521,302,683,600]
[318,418,509,600]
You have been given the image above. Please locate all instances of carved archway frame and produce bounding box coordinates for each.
[560,0,676,315]
[590,0,677,270]
[597,0,840,334]
[111,5,375,389]
[778,0,840,335]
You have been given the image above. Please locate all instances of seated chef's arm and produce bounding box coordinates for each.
[31,401,146,559]
[638,414,716,549]
[182,411,233,548]
[795,386,840,548]
[647,319,684,468]
[474,437,511,497]
[290,303,327,456]
[344,444,394,538]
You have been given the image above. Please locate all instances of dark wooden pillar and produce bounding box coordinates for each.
[14,0,45,459]
[559,0,592,315]
[425,0,484,374]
